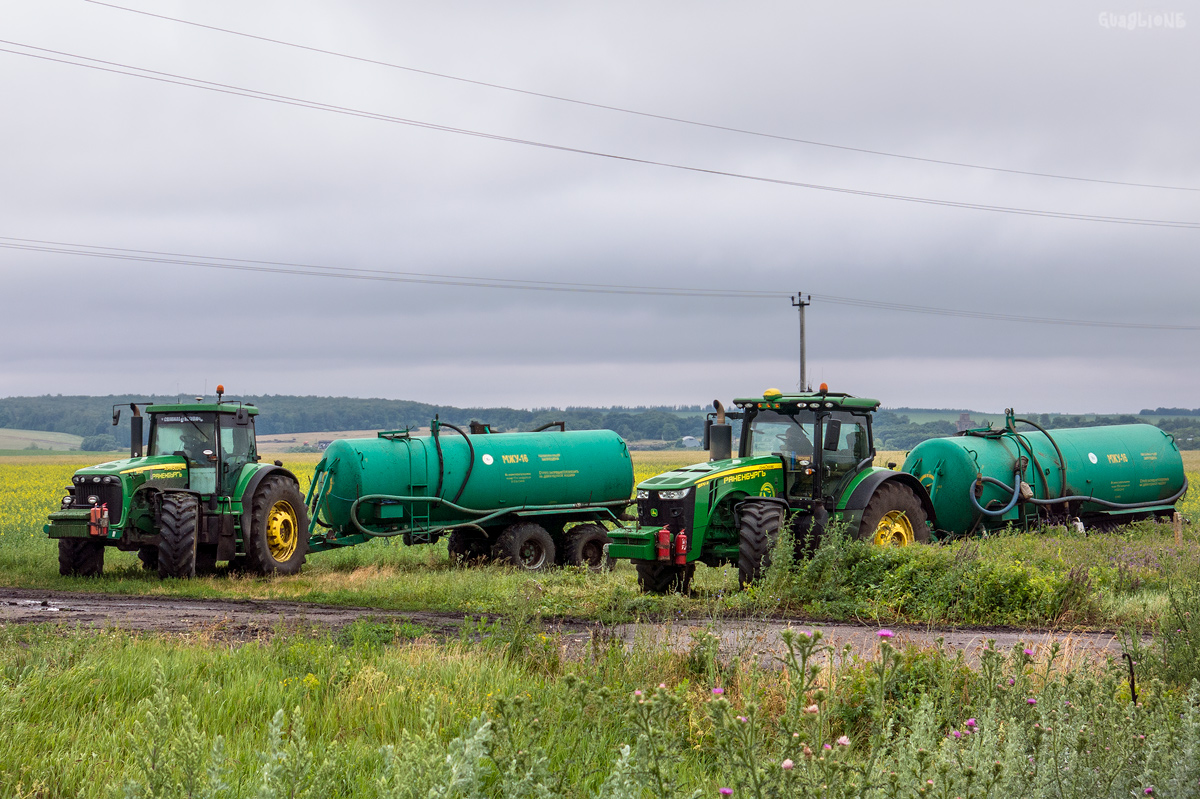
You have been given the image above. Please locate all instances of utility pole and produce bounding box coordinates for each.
[791,291,811,392]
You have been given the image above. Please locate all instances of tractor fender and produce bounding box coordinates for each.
[238,466,301,535]
[842,471,936,526]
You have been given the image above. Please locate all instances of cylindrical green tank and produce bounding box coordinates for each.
[313,427,633,534]
[902,423,1186,535]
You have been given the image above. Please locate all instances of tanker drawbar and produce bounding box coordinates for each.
[304,419,634,571]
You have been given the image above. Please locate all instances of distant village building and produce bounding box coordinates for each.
[956,413,980,432]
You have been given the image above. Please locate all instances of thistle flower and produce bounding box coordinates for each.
[877,629,895,639]
[837,736,851,747]
[1023,648,1034,656]
[965,718,977,728]
[712,687,724,695]
[1027,698,1037,705]
[720,789,733,796]
[782,759,794,770]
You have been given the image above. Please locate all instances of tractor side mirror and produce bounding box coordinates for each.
[823,419,842,451]
[234,408,250,426]
[112,408,121,426]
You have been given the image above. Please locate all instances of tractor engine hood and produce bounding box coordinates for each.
[636,456,781,493]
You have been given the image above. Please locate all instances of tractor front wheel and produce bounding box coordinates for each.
[59,537,105,577]
[492,522,555,571]
[158,492,199,579]
[858,483,930,546]
[737,498,788,588]
[562,523,614,571]
[635,561,695,594]
[246,476,310,575]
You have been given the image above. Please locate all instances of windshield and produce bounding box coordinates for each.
[747,409,816,460]
[150,412,217,460]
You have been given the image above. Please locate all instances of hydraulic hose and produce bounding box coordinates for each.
[1011,417,1068,498]
[968,468,1023,517]
[439,422,475,505]
[979,475,1190,510]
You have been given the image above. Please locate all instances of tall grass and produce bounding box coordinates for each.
[1,619,1198,797]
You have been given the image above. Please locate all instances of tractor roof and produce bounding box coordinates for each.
[733,388,880,412]
[147,402,259,415]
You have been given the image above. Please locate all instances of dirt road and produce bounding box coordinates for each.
[0,588,1127,664]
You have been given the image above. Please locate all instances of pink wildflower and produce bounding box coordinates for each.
[837,736,851,747]
[781,759,794,770]
[712,687,724,695]
[1027,698,1037,705]
[951,730,962,739]
[1023,648,1034,656]
[877,629,895,639]
[720,789,733,796]
[965,718,977,728]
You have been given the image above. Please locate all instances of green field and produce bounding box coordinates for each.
[0,428,81,451]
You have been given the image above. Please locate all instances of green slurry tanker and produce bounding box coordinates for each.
[304,421,633,569]
[606,387,1187,593]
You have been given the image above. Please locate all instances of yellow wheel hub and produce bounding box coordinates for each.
[873,510,915,546]
[266,500,298,562]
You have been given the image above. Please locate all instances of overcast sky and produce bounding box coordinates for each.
[2,1,1197,413]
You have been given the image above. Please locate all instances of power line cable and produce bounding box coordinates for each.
[2,234,1196,330]
[3,40,1199,231]
[80,0,1199,193]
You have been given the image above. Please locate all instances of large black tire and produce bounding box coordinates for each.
[737,499,788,588]
[58,538,105,577]
[491,522,555,571]
[858,483,930,545]
[561,523,614,571]
[635,561,695,594]
[246,476,310,576]
[448,528,491,566]
[158,492,199,579]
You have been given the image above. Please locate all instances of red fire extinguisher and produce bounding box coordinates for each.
[88,504,110,537]
[673,529,688,565]
[656,525,672,561]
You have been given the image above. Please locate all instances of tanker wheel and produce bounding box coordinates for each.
[492,522,555,571]
[246,476,310,576]
[562,523,614,571]
[58,537,105,577]
[635,561,695,594]
[448,529,491,566]
[737,498,788,588]
[157,492,199,579]
[858,483,930,546]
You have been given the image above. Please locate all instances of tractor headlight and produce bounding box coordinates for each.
[103,476,116,484]
[87,495,99,504]
[61,496,72,507]
[658,488,691,500]
[636,490,650,500]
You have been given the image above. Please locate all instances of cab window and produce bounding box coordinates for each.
[823,411,871,485]
[149,413,217,461]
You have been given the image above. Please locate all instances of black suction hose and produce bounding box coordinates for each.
[968,467,1024,517]
[439,422,475,505]
[1011,417,1068,498]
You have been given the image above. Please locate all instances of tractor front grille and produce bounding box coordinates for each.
[72,482,124,524]
[637,495,695,534]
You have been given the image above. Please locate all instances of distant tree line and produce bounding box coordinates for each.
[0,395,705,447]
[2,395,1192,450]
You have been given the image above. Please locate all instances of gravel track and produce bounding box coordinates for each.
[0,587,1128,664]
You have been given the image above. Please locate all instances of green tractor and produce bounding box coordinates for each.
[606,386,933,592]
[45,387,309,578]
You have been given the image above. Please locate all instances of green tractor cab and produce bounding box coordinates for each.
[45,387,308,579]
[606,386,934,593]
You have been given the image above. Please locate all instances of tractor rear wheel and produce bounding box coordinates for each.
[737,498,788,588]
[491,522,555,571]
[448,529,491,566]
[635,561,695,594]
[858,483,930,546]
[58,537,105,577]
[562,524,614,571]
[246,476,310,575]
[158,492,199,579]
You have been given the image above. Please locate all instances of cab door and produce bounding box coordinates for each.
[218,411,255,495]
